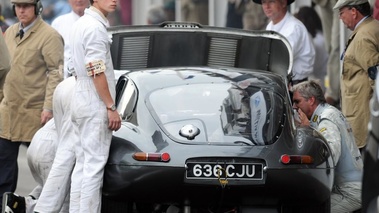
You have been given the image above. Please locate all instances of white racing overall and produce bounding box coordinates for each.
[34,77,76,213]
[26,119,57,213]
[68,7,116,213]
[310,104,363,212]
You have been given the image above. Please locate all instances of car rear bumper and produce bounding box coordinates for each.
[103,164,333,205]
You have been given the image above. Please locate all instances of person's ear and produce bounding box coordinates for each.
[351,7,358,19]
[309,96,316,106]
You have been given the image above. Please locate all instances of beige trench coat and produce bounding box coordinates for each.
[1,16,63,142]
[341,17,379,148]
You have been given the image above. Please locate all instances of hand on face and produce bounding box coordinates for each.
[294,108,310,127]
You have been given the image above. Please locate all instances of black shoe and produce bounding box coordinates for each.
[2,192,25,213]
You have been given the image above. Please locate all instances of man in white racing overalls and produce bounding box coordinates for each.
[34,76,76,213]
[68,0,121,212]
[292,80,363,212]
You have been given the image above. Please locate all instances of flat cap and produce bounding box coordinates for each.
[11,0,37,4]
[252,0,295,5]
[333,0,368,10]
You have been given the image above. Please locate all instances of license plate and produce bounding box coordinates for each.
[186,162,263,180]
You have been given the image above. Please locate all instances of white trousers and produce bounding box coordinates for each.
[69,79,112,213]
[331,182,361,212]
[33,126,74,213]
[27,119,71,213]
[34,77,76,213]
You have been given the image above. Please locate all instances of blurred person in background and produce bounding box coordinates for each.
[147,4,166,25]
[41,0,70,24]
[295,6,329,91]
[312,0,341,107]
[374,0,379,20]
[226,0,268,30]
[163,0,175,21]
[0,0,12,23]
[242,0,268,30]
[53,0,71,17]
[226,0,243,29]
[119,0,131,25]
[0,4,9,32]
[0,0,10,10]
[253,0,315,87]
[1,5,16,26]
[181,0,208,25]
[51,0,89,78]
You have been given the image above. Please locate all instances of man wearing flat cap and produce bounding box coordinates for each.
[0,0,63,211]
[336,0,379,152]
[253,0,315,87]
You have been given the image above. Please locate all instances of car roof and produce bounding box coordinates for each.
[108,22,293,80]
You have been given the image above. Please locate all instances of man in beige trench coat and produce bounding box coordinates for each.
[0,0,63,211]
[335,0,379,150]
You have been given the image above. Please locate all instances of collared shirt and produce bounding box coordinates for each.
[19,17,37,33]
[266,12,315,81]
[69,6,115,98]
[354,15,369,30]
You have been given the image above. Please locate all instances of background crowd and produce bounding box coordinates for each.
[0,0,378,28]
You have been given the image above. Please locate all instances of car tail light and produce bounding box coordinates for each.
[280,154,314,164]
[133,152,171,162]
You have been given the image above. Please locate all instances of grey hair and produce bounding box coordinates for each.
[292,80,326,104]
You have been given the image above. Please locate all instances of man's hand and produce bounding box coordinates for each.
[41,109,53,125]
[296,108,310,127]
[108,110,121,131]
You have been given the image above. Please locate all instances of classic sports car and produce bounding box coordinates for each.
[101,22,334,213]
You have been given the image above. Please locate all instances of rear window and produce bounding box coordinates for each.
[149,82,284,145]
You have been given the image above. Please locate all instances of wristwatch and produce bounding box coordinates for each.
[107,104,116,111]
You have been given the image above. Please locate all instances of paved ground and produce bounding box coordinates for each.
[15,144,37,196]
